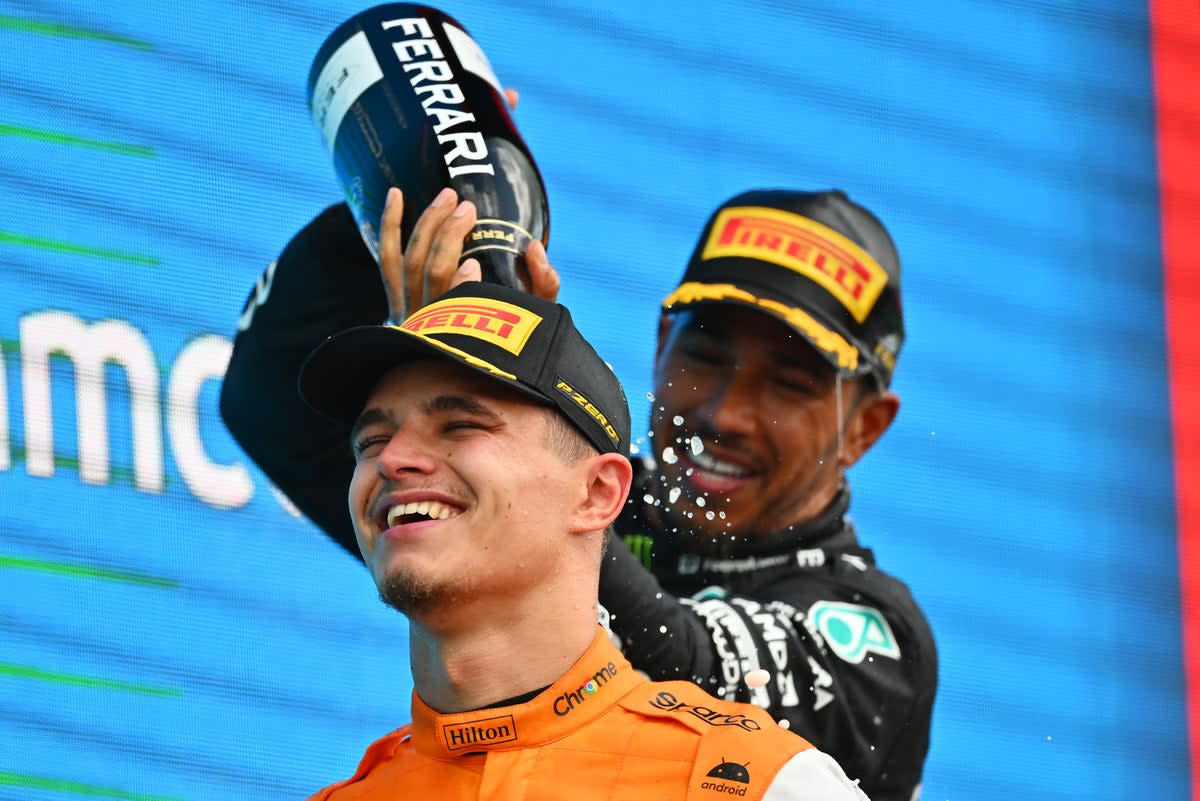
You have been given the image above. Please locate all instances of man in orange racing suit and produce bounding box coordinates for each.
[295,280,869,799]
[221,188,936,800]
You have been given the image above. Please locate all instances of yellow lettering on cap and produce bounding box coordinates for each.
[700,206,888,323]
[402,298,542,355]
[555,380,620,445]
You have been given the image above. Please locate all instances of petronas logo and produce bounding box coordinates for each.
[624,533,655,569]
[808,601,901,664]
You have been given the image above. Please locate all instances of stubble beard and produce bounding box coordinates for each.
[378,567,473,618]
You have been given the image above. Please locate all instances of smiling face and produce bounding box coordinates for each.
[347,360,594,620]
[649,305,898,547]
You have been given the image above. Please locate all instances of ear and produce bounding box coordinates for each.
[567,453,634,535]
[839,390,900,468]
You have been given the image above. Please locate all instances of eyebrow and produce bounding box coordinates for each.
[349,393,503,446]
[350,407,390,447]
[420,393,502,421]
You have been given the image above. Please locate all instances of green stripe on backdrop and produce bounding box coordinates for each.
[0,339,172,379]
[0,15,153,51]
[0,124,156,158]
[0,555,177,588]
[0,773,184,801]
[6,447,169,488]
[0,664,181,697]
[0,232,159,267]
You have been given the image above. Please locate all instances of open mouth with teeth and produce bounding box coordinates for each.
[688,448,754,479]
[386,501,458,528]
[675,442,759,499]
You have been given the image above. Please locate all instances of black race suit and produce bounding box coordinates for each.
[219,204,938,801]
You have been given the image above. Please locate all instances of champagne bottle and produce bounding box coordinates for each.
[309,4,549,306]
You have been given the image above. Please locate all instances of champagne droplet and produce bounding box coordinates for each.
[744,669,771,689]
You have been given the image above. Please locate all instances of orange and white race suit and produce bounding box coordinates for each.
[308,629,869,800]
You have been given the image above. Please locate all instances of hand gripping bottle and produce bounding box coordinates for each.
[309,4,549,306]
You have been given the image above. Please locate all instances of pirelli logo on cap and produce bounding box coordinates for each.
[701,206,889,323]
[402,298,542,355]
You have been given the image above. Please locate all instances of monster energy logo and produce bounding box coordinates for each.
[624,533,654,569]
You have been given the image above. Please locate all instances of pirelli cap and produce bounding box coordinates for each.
[663,189,905,387]
[299,282,630,455]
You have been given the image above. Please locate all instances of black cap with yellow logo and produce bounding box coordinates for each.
[663,189,904,387]
[298,282,630,455]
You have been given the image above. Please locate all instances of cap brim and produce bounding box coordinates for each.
[662,277,875,380]
[299,325,550,425]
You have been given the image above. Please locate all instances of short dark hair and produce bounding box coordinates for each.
[543,407,598,463]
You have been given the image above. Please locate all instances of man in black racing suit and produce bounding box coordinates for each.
[220,189,937,801]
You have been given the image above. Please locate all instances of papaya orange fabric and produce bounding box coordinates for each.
[306,629,842,800]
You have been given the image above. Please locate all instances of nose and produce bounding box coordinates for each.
[697,371,760,437]
[375,426,439,480]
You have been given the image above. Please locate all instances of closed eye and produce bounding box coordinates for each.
[773,376,820,394]
[350,408,392,459]
[352,435,391,459]
[442,419,494,434]
[678,344,730,367]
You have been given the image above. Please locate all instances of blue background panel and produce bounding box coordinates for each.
[0,2,1187,799]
